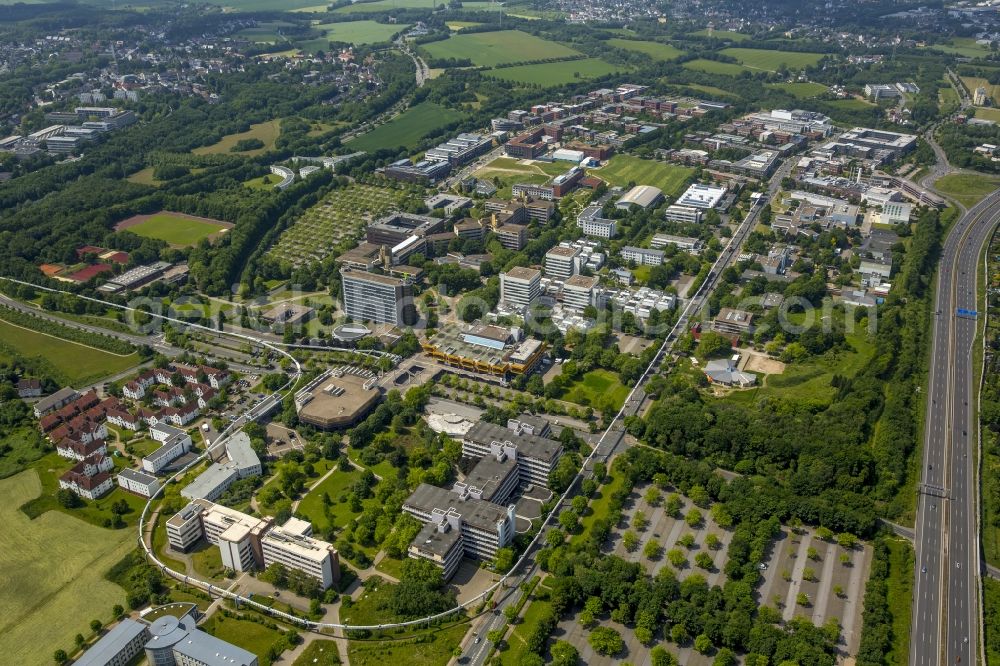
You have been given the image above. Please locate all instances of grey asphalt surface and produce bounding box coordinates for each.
[911,190,1000,666]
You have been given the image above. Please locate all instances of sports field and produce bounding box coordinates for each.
[589,154,694,198]
[560,369,630,414]
[936,173,1000,208]
[314,20,407,45]
[690,29,750,41]
[768,81,828,98]
[682,58,746,76]
[487,58,624,85]
[115,211,232,246]
[0,470,133,665]
[193,119,281,156]
[421,29,580,67]
[0,317,139,385]
[720,47,825,71]
[606,38,683,61]
[347,101,464,151]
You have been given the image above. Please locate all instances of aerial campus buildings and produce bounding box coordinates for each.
[293,366,381,429]
[421,322,547,381]
[340,268,417,327]
[402,418,563,580]
[74,606,258,666]
[167,498,341,589]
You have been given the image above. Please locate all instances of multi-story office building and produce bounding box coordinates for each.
[144,611,258,666]
[424,132,493,166]
[492,223,528,251]
[663,204,703,224]
[651,234,702,252]
[461,420,563,488]
[366,212,443,248]
[341,268,417,326]
[676,183,727,209]
[621,246,665,266]
[544,245,580,279]
[511,182,555,201]
[403,483,515,560]
[408,520,464,580]
[562,275,599,312]
[143,424,192,474]
[118,468,162,498]
[712,307,755,337]
[453,447,520,505]
[577,204,617,238]
[500,267,541,310]
[261,519,341,589]
[200,502,272,572]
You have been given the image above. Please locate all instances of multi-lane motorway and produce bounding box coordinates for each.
[912,191,1000,666]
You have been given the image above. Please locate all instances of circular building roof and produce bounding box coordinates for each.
[333,324,371,342]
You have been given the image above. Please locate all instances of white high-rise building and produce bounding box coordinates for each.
[500,267,541,310]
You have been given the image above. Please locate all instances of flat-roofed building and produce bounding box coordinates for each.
[462,420,562,487]
[295,366,381,430]
[145,612,258,666]
[455,446,520,504]
[506,413,551,438]
[341,268,417,326]
[366,212,443,248]
[403,483,515,560]
[408,520,464,580]
[712,307,755,337]
[500,267,541,311]
[421,322,547,379]
[142,426,192,474]
[492,223,528,251]
[676,183,727,209]
[663,204,703,224]
[201,502,272,572]
[73,618,150,666]
[651,234,702,251]
[562,274,599,312]
[262,521,340,589]
[621,245,665,266]
[545,245,580,279]
[166,500,210,551]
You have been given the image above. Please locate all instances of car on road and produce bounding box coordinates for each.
[922,566,927,573]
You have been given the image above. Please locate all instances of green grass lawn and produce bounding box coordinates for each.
[722,326,875,409]
[244,175,281,191]
[682,58,747,76]
[335,0,444,12]
[193,119,282,156]
[296,467,373,533]
[885,538,914,666]
[606,38,683,61]
[826,98,877,112]
[498,598,552,666]
[578,473,626,537]
[588,154,694,197]
[720,47,824,71]
[690,29,750,41]
[0,426,50,479]
[936,173,1000,208]
[681,83,740,99]
[190,540,227,579]
[930,37,993,59]
[0,317,140,385]
[347,101,464,151]
[985,578,1000,665]
[374,554,406,580]
[487,58,625,86]
[560,369,630,413]
[314,20,408,45]
[973,106,1000,123]
[446,20,481,30]
[348,623,468,666]
[0,469,134,665]
[200,613,288,665]
[768,81,828,98]
[294,640,342,665]
[236,21,296,43]
[421,29,580,67]
[124,212,229,246]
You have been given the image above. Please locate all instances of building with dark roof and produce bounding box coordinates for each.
[403,483,515,561]
[462,420,563,488]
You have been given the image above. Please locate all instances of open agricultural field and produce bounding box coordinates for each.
[313,20,408,45]
[560,369,630,413]
[588,154,694,197]
[193,119,281,156]
[0,470,133,665]
[682,58,746,76]
[974,107,1000,123]
[487,58,624,85]
[768,81,828,98]
[680,83,739,99]
[115,211,232,246]
[930,38,993,59]
[721,47,825,71]
[347,101,464,151]
[421,29,580,67]
[606,38,683,61]
[334,0,449,12]
[447,20,481,30]
[235,21,296,43]
[268,183,418,267]
[936,173,1000,208]
[690,28,750,41]
[827,97,877,112]
[0,316,140,385]
[961,76,1000,106]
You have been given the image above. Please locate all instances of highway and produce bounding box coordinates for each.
[911,190,1000,666]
